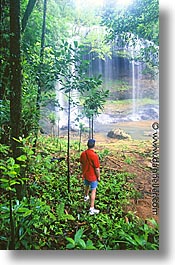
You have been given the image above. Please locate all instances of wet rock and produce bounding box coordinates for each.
[60,125,77,132]
[107,128,132,140]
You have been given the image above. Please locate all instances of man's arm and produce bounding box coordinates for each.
[95,168,100,181]
[78,162,84,180]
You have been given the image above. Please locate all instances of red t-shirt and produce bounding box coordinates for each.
[80,149,100,181]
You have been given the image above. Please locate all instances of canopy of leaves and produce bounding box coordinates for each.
[100,0,159,71]
[101,0,159,46]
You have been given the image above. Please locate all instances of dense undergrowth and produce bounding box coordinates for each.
[0,136,159,250]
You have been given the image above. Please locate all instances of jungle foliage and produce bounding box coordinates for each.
[0,0,159,250]
[0,0,159,146]
[0,136,159,250]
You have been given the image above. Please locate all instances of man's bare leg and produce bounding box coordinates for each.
[85,185,90,197]
[90,188,96,208]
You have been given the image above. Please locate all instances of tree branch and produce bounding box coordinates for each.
[21,0,37,33]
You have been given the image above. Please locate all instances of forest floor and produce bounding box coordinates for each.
[68,128,159,224]
[93,132,159,223]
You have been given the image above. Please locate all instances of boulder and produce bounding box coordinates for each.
[107,128,132,140]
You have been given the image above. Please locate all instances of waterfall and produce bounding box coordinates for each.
[131,56,141,121]
[55,81,82,130]
[70,89,80,128]
[131,57,136,119]
[129,38,144,121]
[55,82,67,129]
[53,29,158,135]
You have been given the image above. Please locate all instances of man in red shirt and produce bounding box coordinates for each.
[80,139,100,215]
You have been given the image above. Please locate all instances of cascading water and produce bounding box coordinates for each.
[55,82,81,131]
[131,56,136,119]
[130,54,142,121]
[53,27,158,139]
[55,82,67,129]
[128,37,144,121]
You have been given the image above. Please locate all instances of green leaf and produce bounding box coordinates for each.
[44,226,47,234]
[66,237,75,245]
[74,40,78,48]
[10,180,20,186]
[0,166,6,170]
[17,207,29,213]
[134,234,146,247]
[119,231,137,246]
[66,243,75,249]
[74,228,84,243]
[6,170,17,176]
[0,178,9,183]
[85,239,97,250]
[23,209,32,217]
[17,155,27,162]
[0,236,8,242]
[48,211,56,221]
[78,238,86,249]
[62,214,75,221]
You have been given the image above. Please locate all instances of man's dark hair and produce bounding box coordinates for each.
[87,139,95,148]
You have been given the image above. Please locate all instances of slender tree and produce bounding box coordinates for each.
[21,0,37,33]
[82,87,109,139]
[9,0,22,158]
[56,40,103,191]
[67,90,71,192]
[9,0,22,249]
[34,0,47,147]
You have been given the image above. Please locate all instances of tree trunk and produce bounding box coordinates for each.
[21,0,37,33]
[88,117,91,139]
[34,0,47,148]
[9,0,22,159]
[9,0,22,247]
[9,190,15,249]
[37,0,47,109]
[91,114,94,139]
[67,90,71,192]
[79,129,82,152]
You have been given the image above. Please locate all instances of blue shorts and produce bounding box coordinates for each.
[84,180,98,190]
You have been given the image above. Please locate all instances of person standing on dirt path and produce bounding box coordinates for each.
[80,139,100,215]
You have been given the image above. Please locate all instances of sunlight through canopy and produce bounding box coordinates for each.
[74,0,133,9]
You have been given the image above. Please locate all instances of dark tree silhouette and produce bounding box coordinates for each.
[9,0,22,159]
[21,0,37,33]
